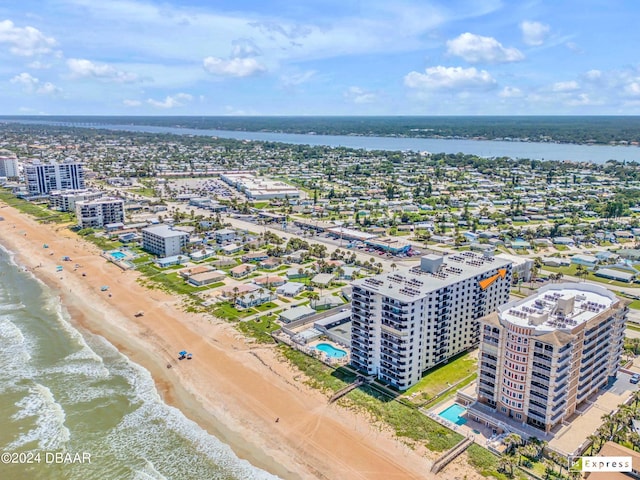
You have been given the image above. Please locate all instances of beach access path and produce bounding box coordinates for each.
[0,203,483,480]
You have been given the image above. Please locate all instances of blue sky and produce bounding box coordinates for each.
[2,0,640,115]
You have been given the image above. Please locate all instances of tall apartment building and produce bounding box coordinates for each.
[50,189,102,212]
[141,225,188,258]
[474,283,626,434]
[0,155,19,178]
[75,197,125,229]
[25,160,85,195]
[351,252,512,390]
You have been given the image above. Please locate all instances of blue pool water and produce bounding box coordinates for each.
[110,251,126,260]
[439,404,467,426]
[315,343,347,359]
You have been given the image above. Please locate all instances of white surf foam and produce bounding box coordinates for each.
[102,342,281,480]
[9,383,70,451]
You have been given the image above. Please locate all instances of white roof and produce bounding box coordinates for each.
[353,252,511,302]
[143,224,188,238]
[499,283,616,333]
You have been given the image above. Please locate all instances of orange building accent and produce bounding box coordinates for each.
[479,268,507,290]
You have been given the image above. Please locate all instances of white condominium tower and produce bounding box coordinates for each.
[351,252,512,390]
[476,283,626,433]
[25,159,85,195]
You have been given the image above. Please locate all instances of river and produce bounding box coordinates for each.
[4,118,640,163]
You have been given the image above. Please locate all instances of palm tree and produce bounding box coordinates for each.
[627,431,640,452]
[549,451,567,476]
[587,434,602,455]
[390,263,397,271]
[503,433,522,455]
[308,291,320,308]
[543,459,555,480]
[499,454,516,478]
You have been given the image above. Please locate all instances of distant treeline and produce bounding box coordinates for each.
[4,115,640,145]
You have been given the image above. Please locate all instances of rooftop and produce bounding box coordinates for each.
[142,224,188,238]
[353,252,511,302]
[498,282,616,332]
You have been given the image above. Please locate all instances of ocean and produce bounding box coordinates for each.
[0,245,281,480]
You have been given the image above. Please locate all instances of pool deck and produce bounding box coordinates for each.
[425,398,500,451]
[307,340,350,365]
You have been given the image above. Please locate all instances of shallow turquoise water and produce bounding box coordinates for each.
[439,404,468,426]
[315,343,347,359]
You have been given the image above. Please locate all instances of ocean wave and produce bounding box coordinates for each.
[104,344,281,479]
[8,383,70,451]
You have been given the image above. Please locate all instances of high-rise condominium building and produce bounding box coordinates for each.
[141,225,188,258]
[475,283,626,433]
[351,252,512,390]
[0,155,19,178]
[25,160,85,195]
[75,197,125,228]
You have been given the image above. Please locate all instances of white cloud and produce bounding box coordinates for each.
[499,86,523,98]
[123,99,142,107]
[565,42,583,54]
[344,86,377,104]
[36,82,61,95]
[624,82,640,97]
[520,21,550,46]
[565,93,600,106]
[147,93,193,108]
[0,19,57,56]
[203,56,266,77]
[552,81,579,92]
[28,60,51,69]
[404,66,496,90]
[281,70,316,88]
[446,33,524,64]
[584,70,602,81]
[10,72,39,91]
[67,58,140,83]
[231,38,262,58]
[10,72,60,95]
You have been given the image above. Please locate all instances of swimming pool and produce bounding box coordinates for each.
[439,404,467,426]
[315,343,347,359]
[110,251,126,260]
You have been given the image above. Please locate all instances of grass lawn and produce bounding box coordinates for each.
[280,347,462,452]
[404,351,477,403]
[0,190,73,223]
[554,244,569,251]
[627,323,640,333]
[236,317,280,343]
[84,234,123,251]
[629,300,640,310]
[136,266,211,295]
[254,301,278,312]
[543,263,636,288]
[130,187,156,197]
[211,301,255,320]
[466,445,508,480]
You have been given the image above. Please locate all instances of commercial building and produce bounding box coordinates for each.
[474,283,626,434]
[142,225,189,258]
[75,197,125,228]
[220,172,300,200]
[25,160,85,195]
[50,189,102,212]
[351,252,512,390]
[0,154,19,178]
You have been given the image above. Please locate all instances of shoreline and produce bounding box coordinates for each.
[0,203,446,480]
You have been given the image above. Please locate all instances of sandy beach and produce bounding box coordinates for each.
[0,203,483,480]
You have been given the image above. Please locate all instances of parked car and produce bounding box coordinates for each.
[630,374,640,384]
